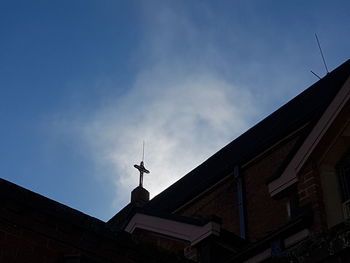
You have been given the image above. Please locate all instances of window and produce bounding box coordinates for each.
[337,152,350,219]
[337,152,350,202]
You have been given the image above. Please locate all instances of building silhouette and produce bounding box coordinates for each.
[2,59,350,262]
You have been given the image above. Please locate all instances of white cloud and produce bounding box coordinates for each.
[80,64,257,208]
[60,2,259,210]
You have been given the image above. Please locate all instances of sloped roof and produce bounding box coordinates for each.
[144,59,350,213]
[0,178,107,232]
[0,178,124,238]
[107,199,219,231]
[0,178,193,262]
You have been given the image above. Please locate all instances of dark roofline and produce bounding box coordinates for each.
[0,178,195,262]
[0,177,148,253]
[107,203,221,231]
[107,202,139,231]
[0,178,106,232]
[144,59,350,213]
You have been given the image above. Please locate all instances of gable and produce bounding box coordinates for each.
[268,73,350,196]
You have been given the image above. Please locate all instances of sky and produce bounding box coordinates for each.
[1,0,350,221]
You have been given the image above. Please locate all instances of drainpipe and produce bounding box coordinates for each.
[234,165,247,239]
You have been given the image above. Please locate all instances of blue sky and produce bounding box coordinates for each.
[1,0,350,221]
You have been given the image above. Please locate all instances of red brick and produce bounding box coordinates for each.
[21,229,48,247]
[177,134,300,240]
[0,221,22,236]
[177,178,240,235]
[0,230,5,242]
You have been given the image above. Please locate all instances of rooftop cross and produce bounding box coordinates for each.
[134,141,149,187]
[134,161,150,188]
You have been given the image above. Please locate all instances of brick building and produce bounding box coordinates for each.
[108,59,350,262]
[2,59,350,262]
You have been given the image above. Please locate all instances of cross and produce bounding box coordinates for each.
[134,161,150,188]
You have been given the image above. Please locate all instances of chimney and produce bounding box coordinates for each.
[131,186,149,205]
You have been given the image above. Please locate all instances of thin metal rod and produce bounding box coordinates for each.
[142,141,145,162]
[310,70,321,80]
[315,33,329,73]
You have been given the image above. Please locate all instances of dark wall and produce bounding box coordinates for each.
[244,135,300,240]
[0,179,187,263]
[176,177,240,235]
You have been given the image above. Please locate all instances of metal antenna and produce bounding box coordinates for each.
[310,70,321,80]
[315,33,329,74]
[142,141,145,162]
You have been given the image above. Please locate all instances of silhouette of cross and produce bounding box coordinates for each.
[134,161,150,187]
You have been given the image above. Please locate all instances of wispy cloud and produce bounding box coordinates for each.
[45,2,289,215]
[71,4,258,209]
[82,67,256,205]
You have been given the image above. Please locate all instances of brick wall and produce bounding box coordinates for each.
[297,103,350,232]
[0,179,187,263]
[175,177,239,235]
[175,134,302,240]
[133,228,189,255]
[297,163,327,233]
[0,197,138,263]
[243,135,301,240]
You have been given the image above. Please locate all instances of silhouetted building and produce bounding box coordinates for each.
[109,59,350,262]
[0,179,189,262]
[2,59,350,262]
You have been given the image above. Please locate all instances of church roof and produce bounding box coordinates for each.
[0,178,123,237]
[145,59,350,213]
[0,178,193,262]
